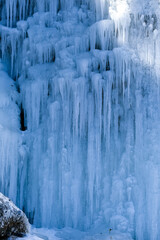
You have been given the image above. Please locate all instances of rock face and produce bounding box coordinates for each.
[0,192,30,238]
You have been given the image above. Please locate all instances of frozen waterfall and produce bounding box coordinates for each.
[0,0,160,239]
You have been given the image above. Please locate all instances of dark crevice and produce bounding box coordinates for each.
[20,104,27,131]
[106,59,110,71]
[102,88,104,115]
[25,209,35,225]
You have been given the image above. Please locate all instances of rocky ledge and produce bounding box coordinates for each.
[0,193,30,238]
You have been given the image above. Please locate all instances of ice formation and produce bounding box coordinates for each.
[0,0,160,239]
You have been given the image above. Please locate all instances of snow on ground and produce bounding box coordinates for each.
[16,227,133,240]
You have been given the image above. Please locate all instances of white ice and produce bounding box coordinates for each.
[1,0,160,239]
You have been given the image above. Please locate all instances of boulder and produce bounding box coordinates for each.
[0,192,30,238]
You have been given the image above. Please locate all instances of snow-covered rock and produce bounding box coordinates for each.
[0,192,30,238]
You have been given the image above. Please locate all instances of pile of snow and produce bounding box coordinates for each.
[15,227,133,240]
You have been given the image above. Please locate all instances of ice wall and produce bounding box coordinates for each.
[0,60,21,203]
[1,0,160,239]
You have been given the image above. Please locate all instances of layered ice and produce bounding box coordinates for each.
[0,61,20,202]
[0,0,160,239]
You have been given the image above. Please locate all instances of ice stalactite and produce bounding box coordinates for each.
[0,26,21,77]
[0,61,21,203]
[3,0,32,27]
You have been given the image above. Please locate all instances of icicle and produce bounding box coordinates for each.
[95,0,107,20]
[89,20,114,51]
[5,0,29,27]
[0,25,22,77]
[20,66,49,131]
[0,64,21,203]
[109,0,130,44]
